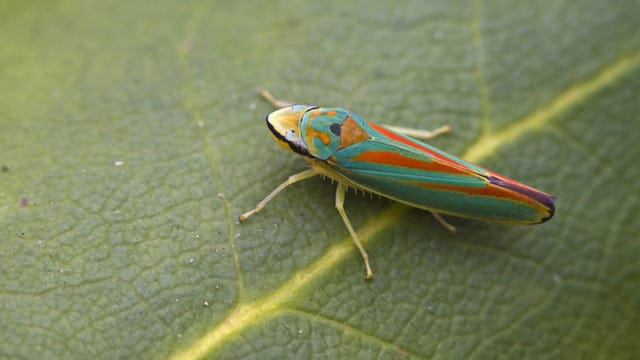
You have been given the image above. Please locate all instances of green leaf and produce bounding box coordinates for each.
[1,1,639,358]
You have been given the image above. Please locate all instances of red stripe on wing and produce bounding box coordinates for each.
[367,121,469,167]
[352,150,468,175]
[417,181,551,215]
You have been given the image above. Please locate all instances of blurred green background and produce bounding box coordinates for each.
[1,1,639,359]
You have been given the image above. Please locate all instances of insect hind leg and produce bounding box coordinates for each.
[430,211,457,233]
[384,125,451,140]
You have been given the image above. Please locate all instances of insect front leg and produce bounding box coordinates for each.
[260,90,294,108]
[335,182,374,279]
[384,124,451,140]
[239,168,319,221]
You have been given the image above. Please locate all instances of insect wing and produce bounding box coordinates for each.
[331,119,555,224]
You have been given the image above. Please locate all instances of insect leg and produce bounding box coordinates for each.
[429,211,457,233]
[239,168,319,221]
[335,182,374,279]
[260,90,294,108]
[384,124,451,140]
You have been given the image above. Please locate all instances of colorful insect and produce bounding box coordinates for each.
[240,91,556,279]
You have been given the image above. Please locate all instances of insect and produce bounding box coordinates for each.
[240,91,556,279]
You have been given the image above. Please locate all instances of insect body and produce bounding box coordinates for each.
[240,91,555,279]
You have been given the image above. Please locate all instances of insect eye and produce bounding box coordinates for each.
[285,129,298,142]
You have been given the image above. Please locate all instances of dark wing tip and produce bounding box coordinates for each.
[539,197,555,223]
[487,176,556,223]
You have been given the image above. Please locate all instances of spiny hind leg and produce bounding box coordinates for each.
[384,124,451,140]
[335,182,374,279]
[430,211,457,233]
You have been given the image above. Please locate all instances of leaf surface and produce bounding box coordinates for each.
[1,1,639,359]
